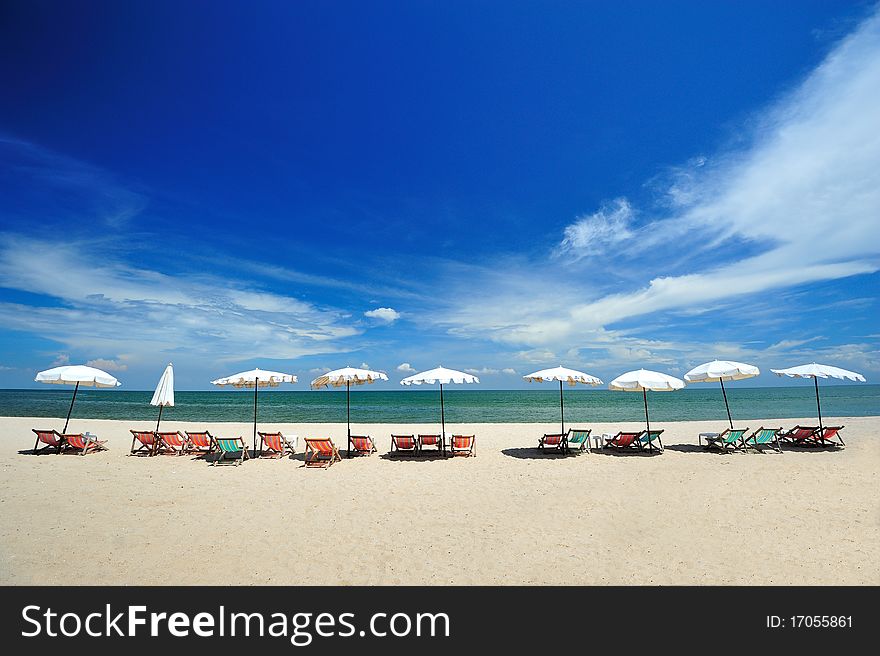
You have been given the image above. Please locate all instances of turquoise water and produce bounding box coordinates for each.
[0,385,877,424]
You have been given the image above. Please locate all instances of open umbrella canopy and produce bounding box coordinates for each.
[684,360,759,429]
[770,362,866,430]
[523,365,602,435]
[311,366,389,457]
[35,364,121,432]
[400,366,479,455]
[608,369,685,392]
[151,363,174,431]
[35,365,121,388]
[211,368,297,452]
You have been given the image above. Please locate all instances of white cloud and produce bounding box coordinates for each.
[501,368,517,375]
[51,354,70,366]
[86,357,128,372]
[396,362,416,372]
[364,307,400,323]
[558,198,634,258]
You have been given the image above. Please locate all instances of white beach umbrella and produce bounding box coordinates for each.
[523,365,603,435]
[400,366,479,455]
[770,363,866,429]
[684,360,760,429]
[211,368,297,452]
[608,369,684,449]
[151,363,175,431]
[311,366,389,457]
[35,364,121,432]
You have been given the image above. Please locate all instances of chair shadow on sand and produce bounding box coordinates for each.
[378,451,448,463]
[501,447,582,460]
[201,449,305,464]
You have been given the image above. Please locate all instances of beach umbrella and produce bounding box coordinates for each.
[211,368,297,452]
[522,365,603,435]
[151,363,175,431]
[770,363,866,430]
[684,360,760,429]
[311,366,389,457]
[608,369,684,451]
[399,366,479,455]
[34,364,121,432]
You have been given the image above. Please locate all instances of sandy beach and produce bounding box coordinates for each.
[1,415,877,586]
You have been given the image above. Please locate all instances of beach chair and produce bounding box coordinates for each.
[778,425,820,447]
[129,430,160,456]
[303,438,342,468]
[704,428,748,453]
[566,428,592,453]
[156,431,189,455]
[258,431,296,458]
[391,434,418,455]
[538,433,567,454]
[211,437,249,466]
[349,435,377,456]
[63,433,108,455]
[450,434,476,457]
[417,434,442,454]
[185,430,217,454]
[743,427,783,453]
[604,431,642,451]
[639,430,664,452]
[31,429,66,455]
[814,425,846,447]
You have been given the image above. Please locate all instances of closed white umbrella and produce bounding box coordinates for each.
[311,366,389,457]
[35,364,121,432]
[400,366,479,455]
[770,363,866,429]
[609,369,684,450]
[211,368,297,452]
[151,363,175,431]
[523,365,603,434]
[684,360,760,429]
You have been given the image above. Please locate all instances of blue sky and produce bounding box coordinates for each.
[0,1,878,390]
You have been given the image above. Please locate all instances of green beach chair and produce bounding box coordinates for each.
[743,427,783,453]
[565,428,592,453]
[211,436,250,466]
[637,430,664,452]
[703,428,748,453]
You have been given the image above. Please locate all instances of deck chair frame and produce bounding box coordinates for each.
[32,429,66,455]
[349,435,377,456]
[303,438,342,468]
[257,431,296,458]
[450,434,476,457]
[212,437,249,466]
[743,426,783,453]
[391,434,418,456]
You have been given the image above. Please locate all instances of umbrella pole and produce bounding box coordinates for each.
[814,377,823,431]
[559,379,565,435]
[643,388,652,452]
[253,380,258,455]
[155,405,163,432]
[719,379,733,430]
[62,381,79,433]
[440,382,446,456]
[347,381,351,458]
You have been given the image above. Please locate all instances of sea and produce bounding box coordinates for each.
[0,385,877,424]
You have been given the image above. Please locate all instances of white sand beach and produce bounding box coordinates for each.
[1,415,877,585]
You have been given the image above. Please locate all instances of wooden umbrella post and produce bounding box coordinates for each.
[643,388,652,452]
[814,376,824,431]
[719,378,733,430]
[62,381,79,433]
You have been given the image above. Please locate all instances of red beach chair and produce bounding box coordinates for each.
[418,434,442,454]
[778,425,820,446]
[815,425,845,447]
[130,430,160,456]
[185,430,216,454]
[64,433,108,455]
[303,437,342,468]
[156,431,189,455]
[604,431,642,451]
[391,434,418,455]
[349,435,376,456]
[538,433,567,454]
[31,429,66,455]
[258,431,296,458]
[450,434,476,457]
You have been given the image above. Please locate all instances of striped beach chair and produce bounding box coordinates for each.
[538,433,566,454]
[64,433,108,455]
[303,438,341,468]
[185,430,216,455]
[130,430,160,456]
[604,431,642,451]
[156,431,189,455]
[815,425,845,447]
[349,435,376,456]
[31,429,66,455]
[566,428,592,453]
[743,427,783,453]
[704,428,748,453]
[258,431,296,458]
[211,436,249,466]
[450,434,476,457]
[391,434,418,455]
[637,430,664,452]
[417,434,442,454]
[778,425,820,446]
